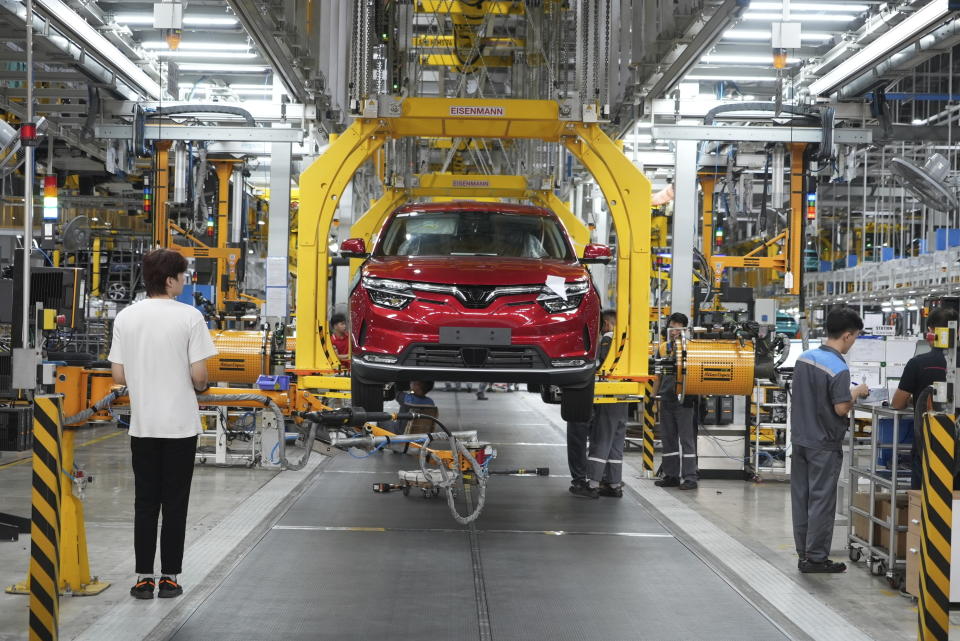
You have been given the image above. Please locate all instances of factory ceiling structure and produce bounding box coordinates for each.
[6,1,960,641]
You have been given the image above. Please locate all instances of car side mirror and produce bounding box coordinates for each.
[581,243,612,264]
[340,238,368,258]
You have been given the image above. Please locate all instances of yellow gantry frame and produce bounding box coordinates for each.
[296,97,652,398]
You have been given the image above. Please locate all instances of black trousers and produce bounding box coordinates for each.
[567,420,591,482]
[131,435,197,575]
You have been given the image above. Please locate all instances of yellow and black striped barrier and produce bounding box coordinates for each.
[30,395,63,641]
[917,412,955,641]
[642,381,656,473]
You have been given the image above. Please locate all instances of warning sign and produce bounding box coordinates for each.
[449,105,505,117]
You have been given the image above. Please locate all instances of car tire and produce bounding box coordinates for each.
[527,383,541,394]
[351,376,385,413]
[560,379,595,422]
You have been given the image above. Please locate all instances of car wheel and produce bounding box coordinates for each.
[560,379,595,422]
[527,383,541,394]
[351,376,385,413]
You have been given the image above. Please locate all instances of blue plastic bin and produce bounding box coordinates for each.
[877,417,914,468]
[256,375,291,391]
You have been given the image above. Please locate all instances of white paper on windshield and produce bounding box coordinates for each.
[545,274,567,300]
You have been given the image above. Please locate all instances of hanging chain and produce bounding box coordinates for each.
[602,0,610,103]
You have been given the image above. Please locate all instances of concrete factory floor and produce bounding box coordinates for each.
[0,390,952,640]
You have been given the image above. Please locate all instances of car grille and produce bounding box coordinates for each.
[400,344,550,369]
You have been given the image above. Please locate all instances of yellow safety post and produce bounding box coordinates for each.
[917,412,955,641]
[642,381,657,474]
[57,426,109,596]
[8,399,109,603]
[27,396,62,640]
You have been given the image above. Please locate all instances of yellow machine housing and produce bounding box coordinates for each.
[207,330,273,385]
[679,339,757,396]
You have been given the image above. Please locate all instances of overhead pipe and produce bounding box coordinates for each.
[837,18,960,100]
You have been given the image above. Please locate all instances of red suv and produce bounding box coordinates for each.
[342,201,610,422]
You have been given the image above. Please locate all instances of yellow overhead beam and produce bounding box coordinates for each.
[414,0,525,15]
[418,54,514,69]
[412,35,525,48]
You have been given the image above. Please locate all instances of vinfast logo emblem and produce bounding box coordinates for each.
[449,105,505,117]
[452,179,490,188]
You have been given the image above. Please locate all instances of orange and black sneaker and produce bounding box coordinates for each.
[130,577,155,599]
[157,576,183,598]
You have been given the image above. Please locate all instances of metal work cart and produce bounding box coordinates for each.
[749,380,791,480]
[846,403,913,590]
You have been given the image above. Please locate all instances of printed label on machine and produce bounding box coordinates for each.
[702,365,734,382]
[449,105,505,117]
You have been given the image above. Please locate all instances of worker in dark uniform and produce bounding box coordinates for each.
[890,306,958,489]
[654,312,700,490]
[568,310,621,498]
[585,310,629,498]
[791,307,869,573]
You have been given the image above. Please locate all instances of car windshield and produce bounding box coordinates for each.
[377,210,573,260]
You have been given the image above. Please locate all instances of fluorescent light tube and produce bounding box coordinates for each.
[749,2,869,11]
[154,51,257,59]
[176,63,269,72]
[686,74,778,82]
[724,29,833,41]
[702,53,799,64]
[743,12,856,22]
[141,41,250,50]
[809,0,958,95]
[114,14,237,26]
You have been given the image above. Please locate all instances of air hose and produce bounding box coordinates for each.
[149,105,256,127]
[63,386,129,426]
[415,414,486,525]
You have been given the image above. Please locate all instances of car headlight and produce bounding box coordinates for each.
[362,276,414,310]
[536,278,590,312]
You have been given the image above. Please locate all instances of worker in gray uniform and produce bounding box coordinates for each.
[584,309,629,498]
[791,307,869,573]
[654,312,700,490]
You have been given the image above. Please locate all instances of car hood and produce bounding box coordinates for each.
[364,256,587,286]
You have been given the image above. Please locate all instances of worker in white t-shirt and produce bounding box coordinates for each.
[108,248,217,600]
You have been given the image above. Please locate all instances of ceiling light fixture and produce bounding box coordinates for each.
[744,12,856,22]
[809,0,960,96]
[724,28,833,41]
[176,62,269,72]
[749,2,869,11]
[702,53,800,64]
[141,41,250,50]
[114,14,238,26]
[153,51,257,59]
[685,74,779,82]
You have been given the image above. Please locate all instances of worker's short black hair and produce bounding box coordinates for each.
[142,248,188,297]
[601,309,617,325]
[412,380,434,395]
[825,306,863,339]
[927,306,959,331]
[667,312,689,327]
[330,313,346,326]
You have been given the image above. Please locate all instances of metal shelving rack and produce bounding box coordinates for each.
[846,403,913,590]
[749,380,790,479]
